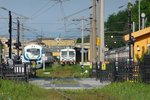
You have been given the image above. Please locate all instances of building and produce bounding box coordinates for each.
[124,27,150,61]
[26,38,76,47]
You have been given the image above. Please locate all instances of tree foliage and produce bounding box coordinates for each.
[76,35,90,43]
[132,0,150,30]
[105,10,128,49]
[105,0,150,49]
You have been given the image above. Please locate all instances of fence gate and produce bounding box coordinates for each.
[0,64,28,81]
[141,55,150,83]
[106,58,140,82]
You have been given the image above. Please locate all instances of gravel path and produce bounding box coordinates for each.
[29,78,111,89]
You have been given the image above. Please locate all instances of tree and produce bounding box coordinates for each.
[132,0,150,30]
[76,38,81,43]
[76,35,90,43]
[105,0,150,49]
[105,10,128,49]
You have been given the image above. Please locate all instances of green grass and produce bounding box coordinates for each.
[63,82,150,100]
[1,79,150,100]
[36,64,92,78]
[0,79,66,100]
[100,82,150,100]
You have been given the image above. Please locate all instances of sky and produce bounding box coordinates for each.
[0,0,136,40]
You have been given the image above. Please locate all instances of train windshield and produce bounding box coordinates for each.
[69,51,75,57]
[62,51,67,57]
[27,48,40,55]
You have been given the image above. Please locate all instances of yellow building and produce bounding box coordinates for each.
[42,38,76,47]
[27,38,76,47]
[124,27,150,61]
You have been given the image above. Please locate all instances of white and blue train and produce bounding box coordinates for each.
[22,44,43,68]
[22,44,55,68]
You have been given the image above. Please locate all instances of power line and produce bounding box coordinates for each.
[63,6,92,20]
[58,17,90,33]
[31,0,52,18]
[0,7,29,19]
[24,22,64,24]
[59,0,67,32]
[105,30,129,34]
[31,1,60,19]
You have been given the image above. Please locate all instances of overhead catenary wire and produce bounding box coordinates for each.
[31,1,60,19]
[59,5,91,33]
[31,0,52,18]
[59,0,67,33]
[58,17,90,31]
[63,6,92,20]
[0,1,93,40]
[24,22,64,25]
[0,7,29,19]
[20,26,42,39]
[29,1,92,40]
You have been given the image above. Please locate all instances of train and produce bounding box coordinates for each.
[22,44,55,68]
[105,46,129,62]
[42,47,55,65]
[22,44,43,68]
[60,48,76,65]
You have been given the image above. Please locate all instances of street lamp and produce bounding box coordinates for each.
[141,13,145,29]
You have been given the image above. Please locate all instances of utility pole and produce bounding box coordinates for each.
[98,0,105,63]
[21,23,24,53]
[97,0,100,63]
[128,0,132,62]
[138,0,141,30]
[9,11,12,59]
[92,0,97,64]
[81,16,84,69]
[17,18,20,60]
[0,41,2,64]
[90,14,93,63]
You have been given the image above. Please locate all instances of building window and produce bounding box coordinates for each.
[137,45,140,51]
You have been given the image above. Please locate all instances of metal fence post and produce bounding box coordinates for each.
[24,63,28,82]
[112,62,117,82]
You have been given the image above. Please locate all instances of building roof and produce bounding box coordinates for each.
[124,27,150,41]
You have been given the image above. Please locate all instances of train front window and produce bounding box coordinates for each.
[69,51,75,57]
[27,49,40,55]
[62,51,67,57]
